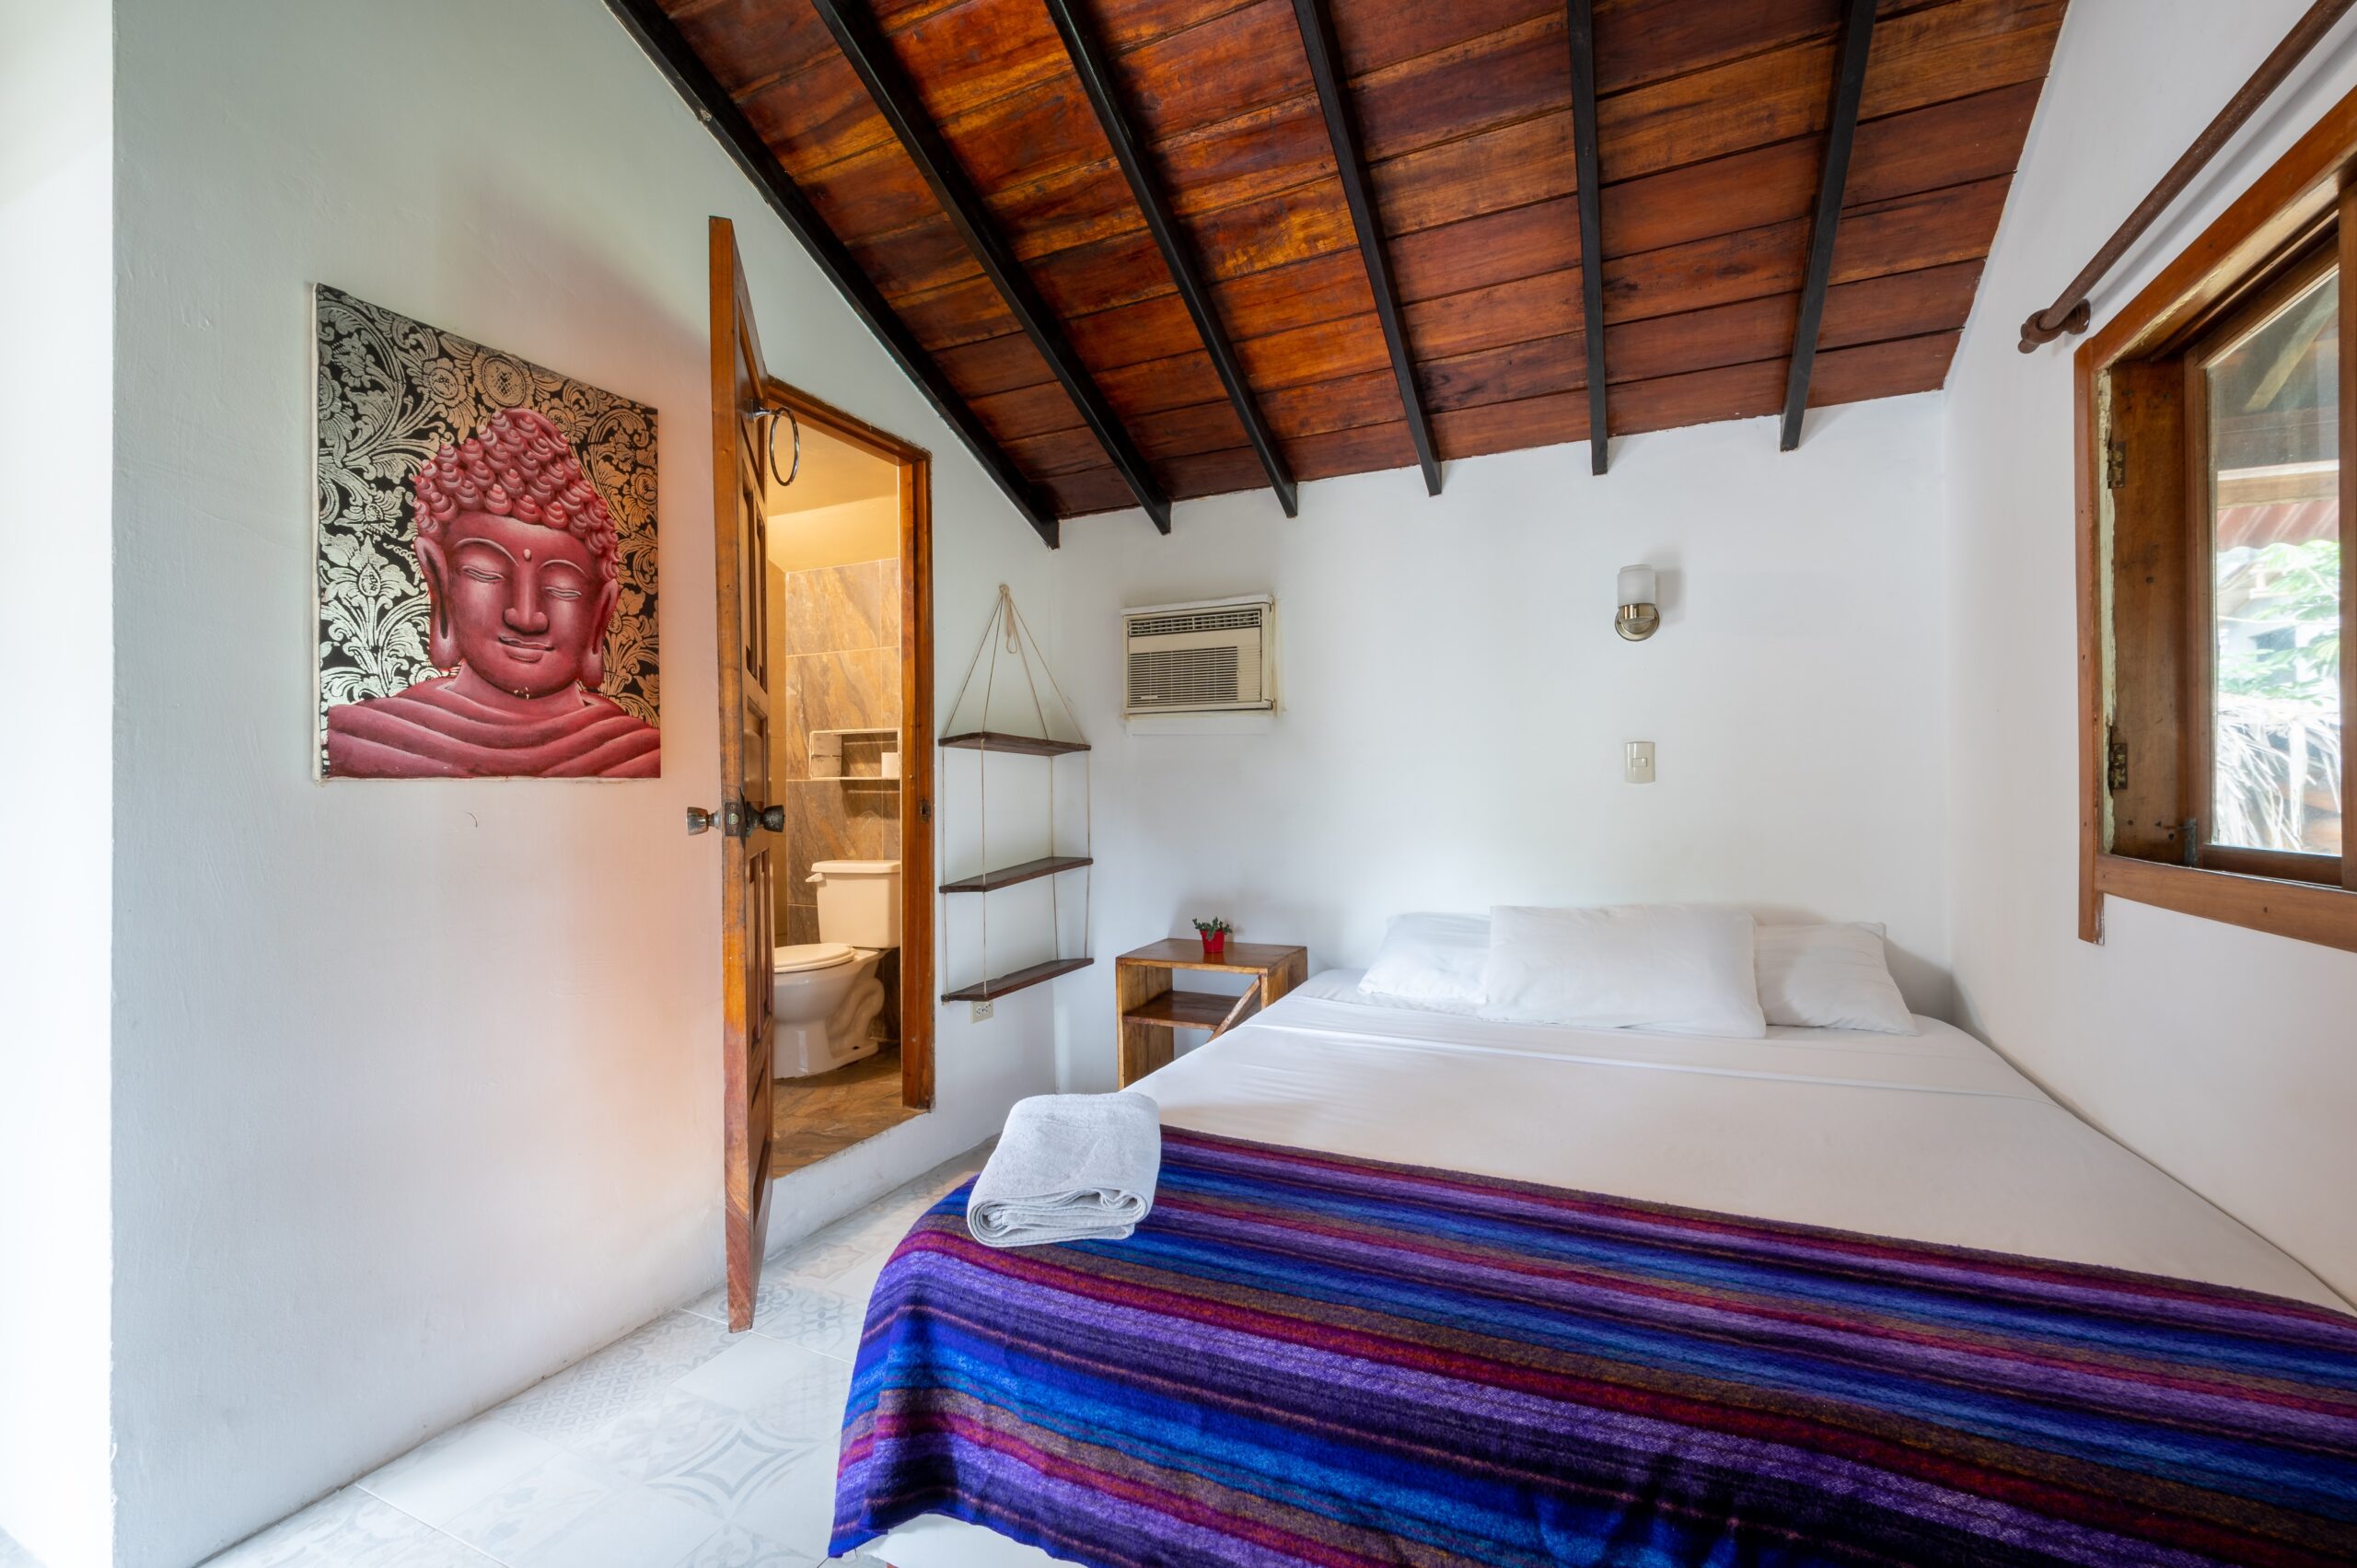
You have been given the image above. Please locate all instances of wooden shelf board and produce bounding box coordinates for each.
[939,854,1094,894]
[1122,990,1237,1029]
[941,955,1093,1003]
[1115,939,1307,975]
[940,729,1091,756]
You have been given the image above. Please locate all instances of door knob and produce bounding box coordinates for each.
[690,802,782,836]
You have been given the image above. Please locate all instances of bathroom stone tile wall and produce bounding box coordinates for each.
[772,558,901,969]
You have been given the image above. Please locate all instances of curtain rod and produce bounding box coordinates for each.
[2018,0,2357,353]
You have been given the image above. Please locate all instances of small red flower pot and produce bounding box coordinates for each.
[1201,932,1226,959]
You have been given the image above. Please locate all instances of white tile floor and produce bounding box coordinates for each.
[197,1145,990,1568]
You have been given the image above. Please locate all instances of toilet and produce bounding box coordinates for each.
[772,858,901,1079]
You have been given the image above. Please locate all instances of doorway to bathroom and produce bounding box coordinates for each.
[759,386,935,1177]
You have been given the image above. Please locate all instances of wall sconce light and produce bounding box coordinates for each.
[1616,563,1660,641]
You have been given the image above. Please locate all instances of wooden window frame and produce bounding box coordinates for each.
[2078,82,2357,954]
[2182,241,2344,888]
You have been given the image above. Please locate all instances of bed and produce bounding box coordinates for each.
[843,971,2355,1567]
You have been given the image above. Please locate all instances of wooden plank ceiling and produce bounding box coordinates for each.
[653,0,2064,532]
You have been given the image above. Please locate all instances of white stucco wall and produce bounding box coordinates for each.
[0,5,117,1564]
[54,4,2357,1563]
[1945,0,2357,1303]
[104,3,1057,1562]
[1047,396,1953,1090]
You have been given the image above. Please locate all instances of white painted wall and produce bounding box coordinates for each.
[1945,0,2357,1303]
[64,3,2357,1562]
[1,6,117,1563]
[105,3,1056,1562]
[1047,398,1952,1090]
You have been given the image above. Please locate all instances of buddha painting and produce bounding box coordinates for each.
[325,409,659,778]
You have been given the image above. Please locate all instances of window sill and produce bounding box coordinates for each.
[2094,854,2357,954]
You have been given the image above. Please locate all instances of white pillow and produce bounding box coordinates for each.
[1754,923,1914,1034]
[1356,912,1489,1013]
[1476,904,1766,1038]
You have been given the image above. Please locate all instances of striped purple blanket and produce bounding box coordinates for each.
[832,1129,2357,1567]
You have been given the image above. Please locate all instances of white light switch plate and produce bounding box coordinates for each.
[1625,740,1655,784]
[970,998,994,1022]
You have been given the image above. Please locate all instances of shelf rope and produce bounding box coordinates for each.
[938,585,1095,998]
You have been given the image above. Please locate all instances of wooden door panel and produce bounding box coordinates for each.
[711,215,780,1332]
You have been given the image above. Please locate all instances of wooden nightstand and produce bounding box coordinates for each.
[1114,939,1308,1087]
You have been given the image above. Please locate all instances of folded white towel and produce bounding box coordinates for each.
[967,1092,1162,1249]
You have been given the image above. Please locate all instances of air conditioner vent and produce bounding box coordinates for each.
[1125,606,1264,638]
[1120,595,1276,716]
[1129,645,1240,709]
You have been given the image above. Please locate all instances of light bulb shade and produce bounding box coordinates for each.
[1617,564,1656,609]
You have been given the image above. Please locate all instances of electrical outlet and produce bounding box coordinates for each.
[1624,740,1655,784]
[970,998,994,1022]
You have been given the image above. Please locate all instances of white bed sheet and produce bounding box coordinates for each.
[874,972,2346,1568]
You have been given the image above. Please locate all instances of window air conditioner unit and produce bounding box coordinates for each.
[1122,595,1276,716]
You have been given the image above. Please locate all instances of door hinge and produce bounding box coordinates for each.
[2181,818,2201,867]
[2104,433,2128,490]
[2105,738,2129,793]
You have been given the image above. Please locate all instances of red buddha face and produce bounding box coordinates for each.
[411,408,624,700]
[418,509,617,698]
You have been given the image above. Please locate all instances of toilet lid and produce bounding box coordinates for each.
[772,942,855,973]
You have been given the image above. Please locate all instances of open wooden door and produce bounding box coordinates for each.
[707,216,780,1330]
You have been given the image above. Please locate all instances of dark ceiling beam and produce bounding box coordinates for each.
[1565,0,1608,476]
[600,0,1061,549]
[810,0,1173,534]
[1044,0,1299,519]
[1780,0,1878,452]
[1288,0,1442,496]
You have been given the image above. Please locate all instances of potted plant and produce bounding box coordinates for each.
[1192,917,1233,959]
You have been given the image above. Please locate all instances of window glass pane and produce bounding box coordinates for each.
[2206,266,2342,856]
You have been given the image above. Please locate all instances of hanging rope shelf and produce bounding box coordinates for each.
[938,585,1094,1004]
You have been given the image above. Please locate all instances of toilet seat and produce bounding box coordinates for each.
[772,942,855,973]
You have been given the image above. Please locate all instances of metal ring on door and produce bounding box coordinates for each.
[763,406,801,490]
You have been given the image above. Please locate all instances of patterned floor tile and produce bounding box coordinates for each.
[668,1524,819,1567]
[766,1237,875,1289]
[774,1247,889,1311]
[508,1485,718,1568]
[739,1352,853,1448]
[358,1419,562,1527]
[673,1336,842,1416]
[620,1311,747,1376]
[746,1285,864,1361]
[684,1277,864,1361]
[496,1313,734,1444]
[199,1488,466,1567]
[366,1532,505,1568]
[644,1417,819,1519]
[208,1145,996,1568]
[829,1190,939,1245]
[725,1450,843,1561]
[442,1452,620,1564]
[568,1390,745,1485]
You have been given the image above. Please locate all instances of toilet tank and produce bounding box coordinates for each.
[808,859,902,949]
